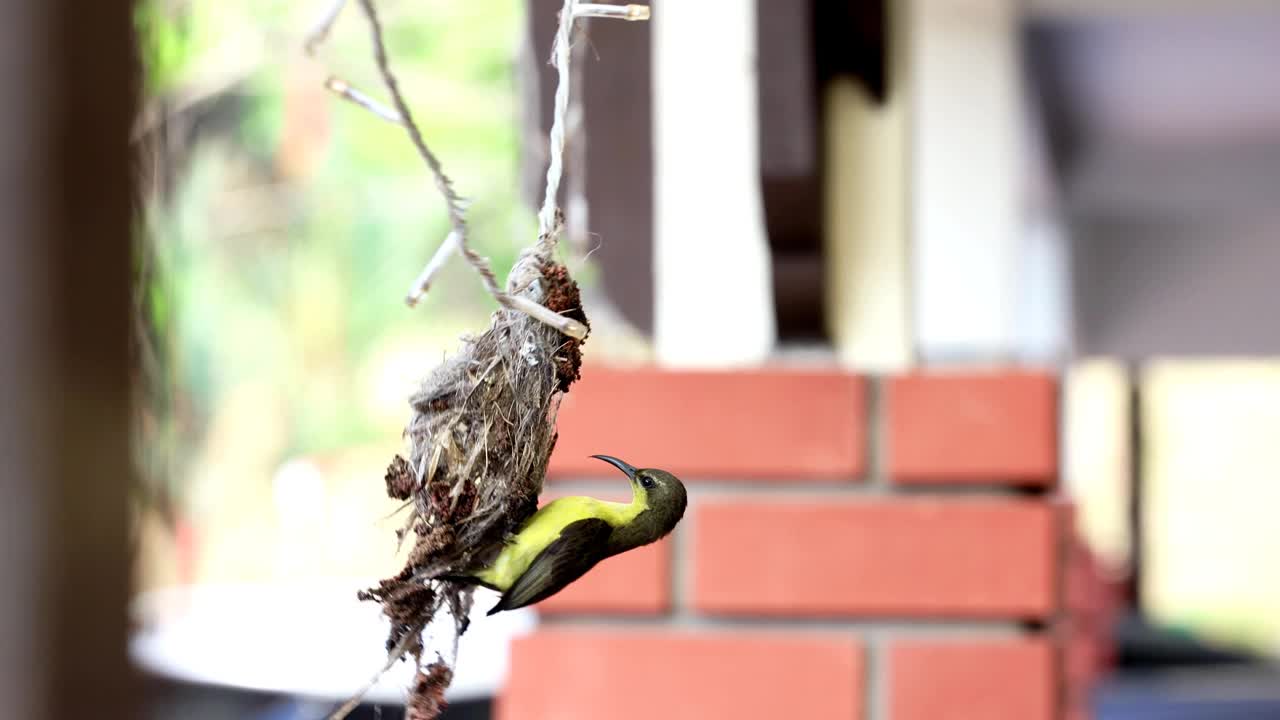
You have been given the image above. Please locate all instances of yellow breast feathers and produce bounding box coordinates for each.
[476,494,647,591]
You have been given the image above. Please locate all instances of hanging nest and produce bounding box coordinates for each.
[356,231,589,671]
[308,4,617,717]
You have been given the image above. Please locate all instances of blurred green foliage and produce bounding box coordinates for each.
[135,0,540,505]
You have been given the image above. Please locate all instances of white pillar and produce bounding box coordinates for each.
[911,0,1021,361]
[823,0,913,371]
[652,0,776,367]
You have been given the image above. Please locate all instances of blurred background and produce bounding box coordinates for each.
[5,0,1280,719]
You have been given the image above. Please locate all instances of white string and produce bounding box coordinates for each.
[538,0,576,237]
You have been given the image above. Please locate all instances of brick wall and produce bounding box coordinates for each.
[499,367,1111,720]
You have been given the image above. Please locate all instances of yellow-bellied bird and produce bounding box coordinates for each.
[446,455,687,615]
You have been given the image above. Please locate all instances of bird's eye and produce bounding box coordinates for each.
[640,475,656,489]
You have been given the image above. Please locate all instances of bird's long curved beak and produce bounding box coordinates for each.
[590,454,638,479]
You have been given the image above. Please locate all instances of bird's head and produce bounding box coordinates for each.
[590,454,688,532]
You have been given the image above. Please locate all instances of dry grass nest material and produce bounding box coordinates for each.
[357,252,589,668]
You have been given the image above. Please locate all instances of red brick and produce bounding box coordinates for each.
[550,366,865,480]
[888,371,1058,486]
[500,630,862,720]
[1066,538,1100,615]
[889,638,1055,720]
[1060,533,1119,693]
[1063,623,1103,695]
[693,499,1056,618]
[537,538,671,615]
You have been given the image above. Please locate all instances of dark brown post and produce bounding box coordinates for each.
[0,1,139,718]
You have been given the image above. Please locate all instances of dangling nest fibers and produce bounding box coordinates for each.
[356,237,589,671]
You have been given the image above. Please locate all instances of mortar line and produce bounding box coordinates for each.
[537,615,1039,636]
[544,479,1035,498]
[668,500,693,626]
[866,374,887,492]
[866,630,887,720]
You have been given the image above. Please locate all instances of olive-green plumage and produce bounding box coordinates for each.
[448,455,687,615]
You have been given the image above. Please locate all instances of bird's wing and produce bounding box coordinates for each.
[488,517,613,614]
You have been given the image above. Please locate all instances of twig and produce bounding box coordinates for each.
[404,230,460,306]
[357,0,468,246]
[575,3,650,21]
[326,618,428,720]
[325,76,402,124]
[305,0,349,55]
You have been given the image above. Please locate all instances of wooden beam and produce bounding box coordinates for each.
[580,11,655,333]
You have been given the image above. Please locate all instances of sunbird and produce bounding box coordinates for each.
[446,455,687,615]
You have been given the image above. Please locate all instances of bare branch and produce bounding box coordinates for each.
[324,76,403,124]
[574,3,650,22]
[506,294,588,337]
[356,0,468,236]
[305,0,349,55]
[355,0,588,339]
[353,0,481,304]
[325,617,428,720]
[404,230,460,306]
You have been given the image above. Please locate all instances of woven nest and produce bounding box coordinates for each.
[356,242,589,668]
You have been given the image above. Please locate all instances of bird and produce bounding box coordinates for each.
[444,455,687,615]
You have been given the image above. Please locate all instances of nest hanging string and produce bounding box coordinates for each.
[306,1,649,718]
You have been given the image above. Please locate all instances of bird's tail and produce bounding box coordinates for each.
[437,573,486,588]
[485,596,511,616]
[438,573,509,614]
